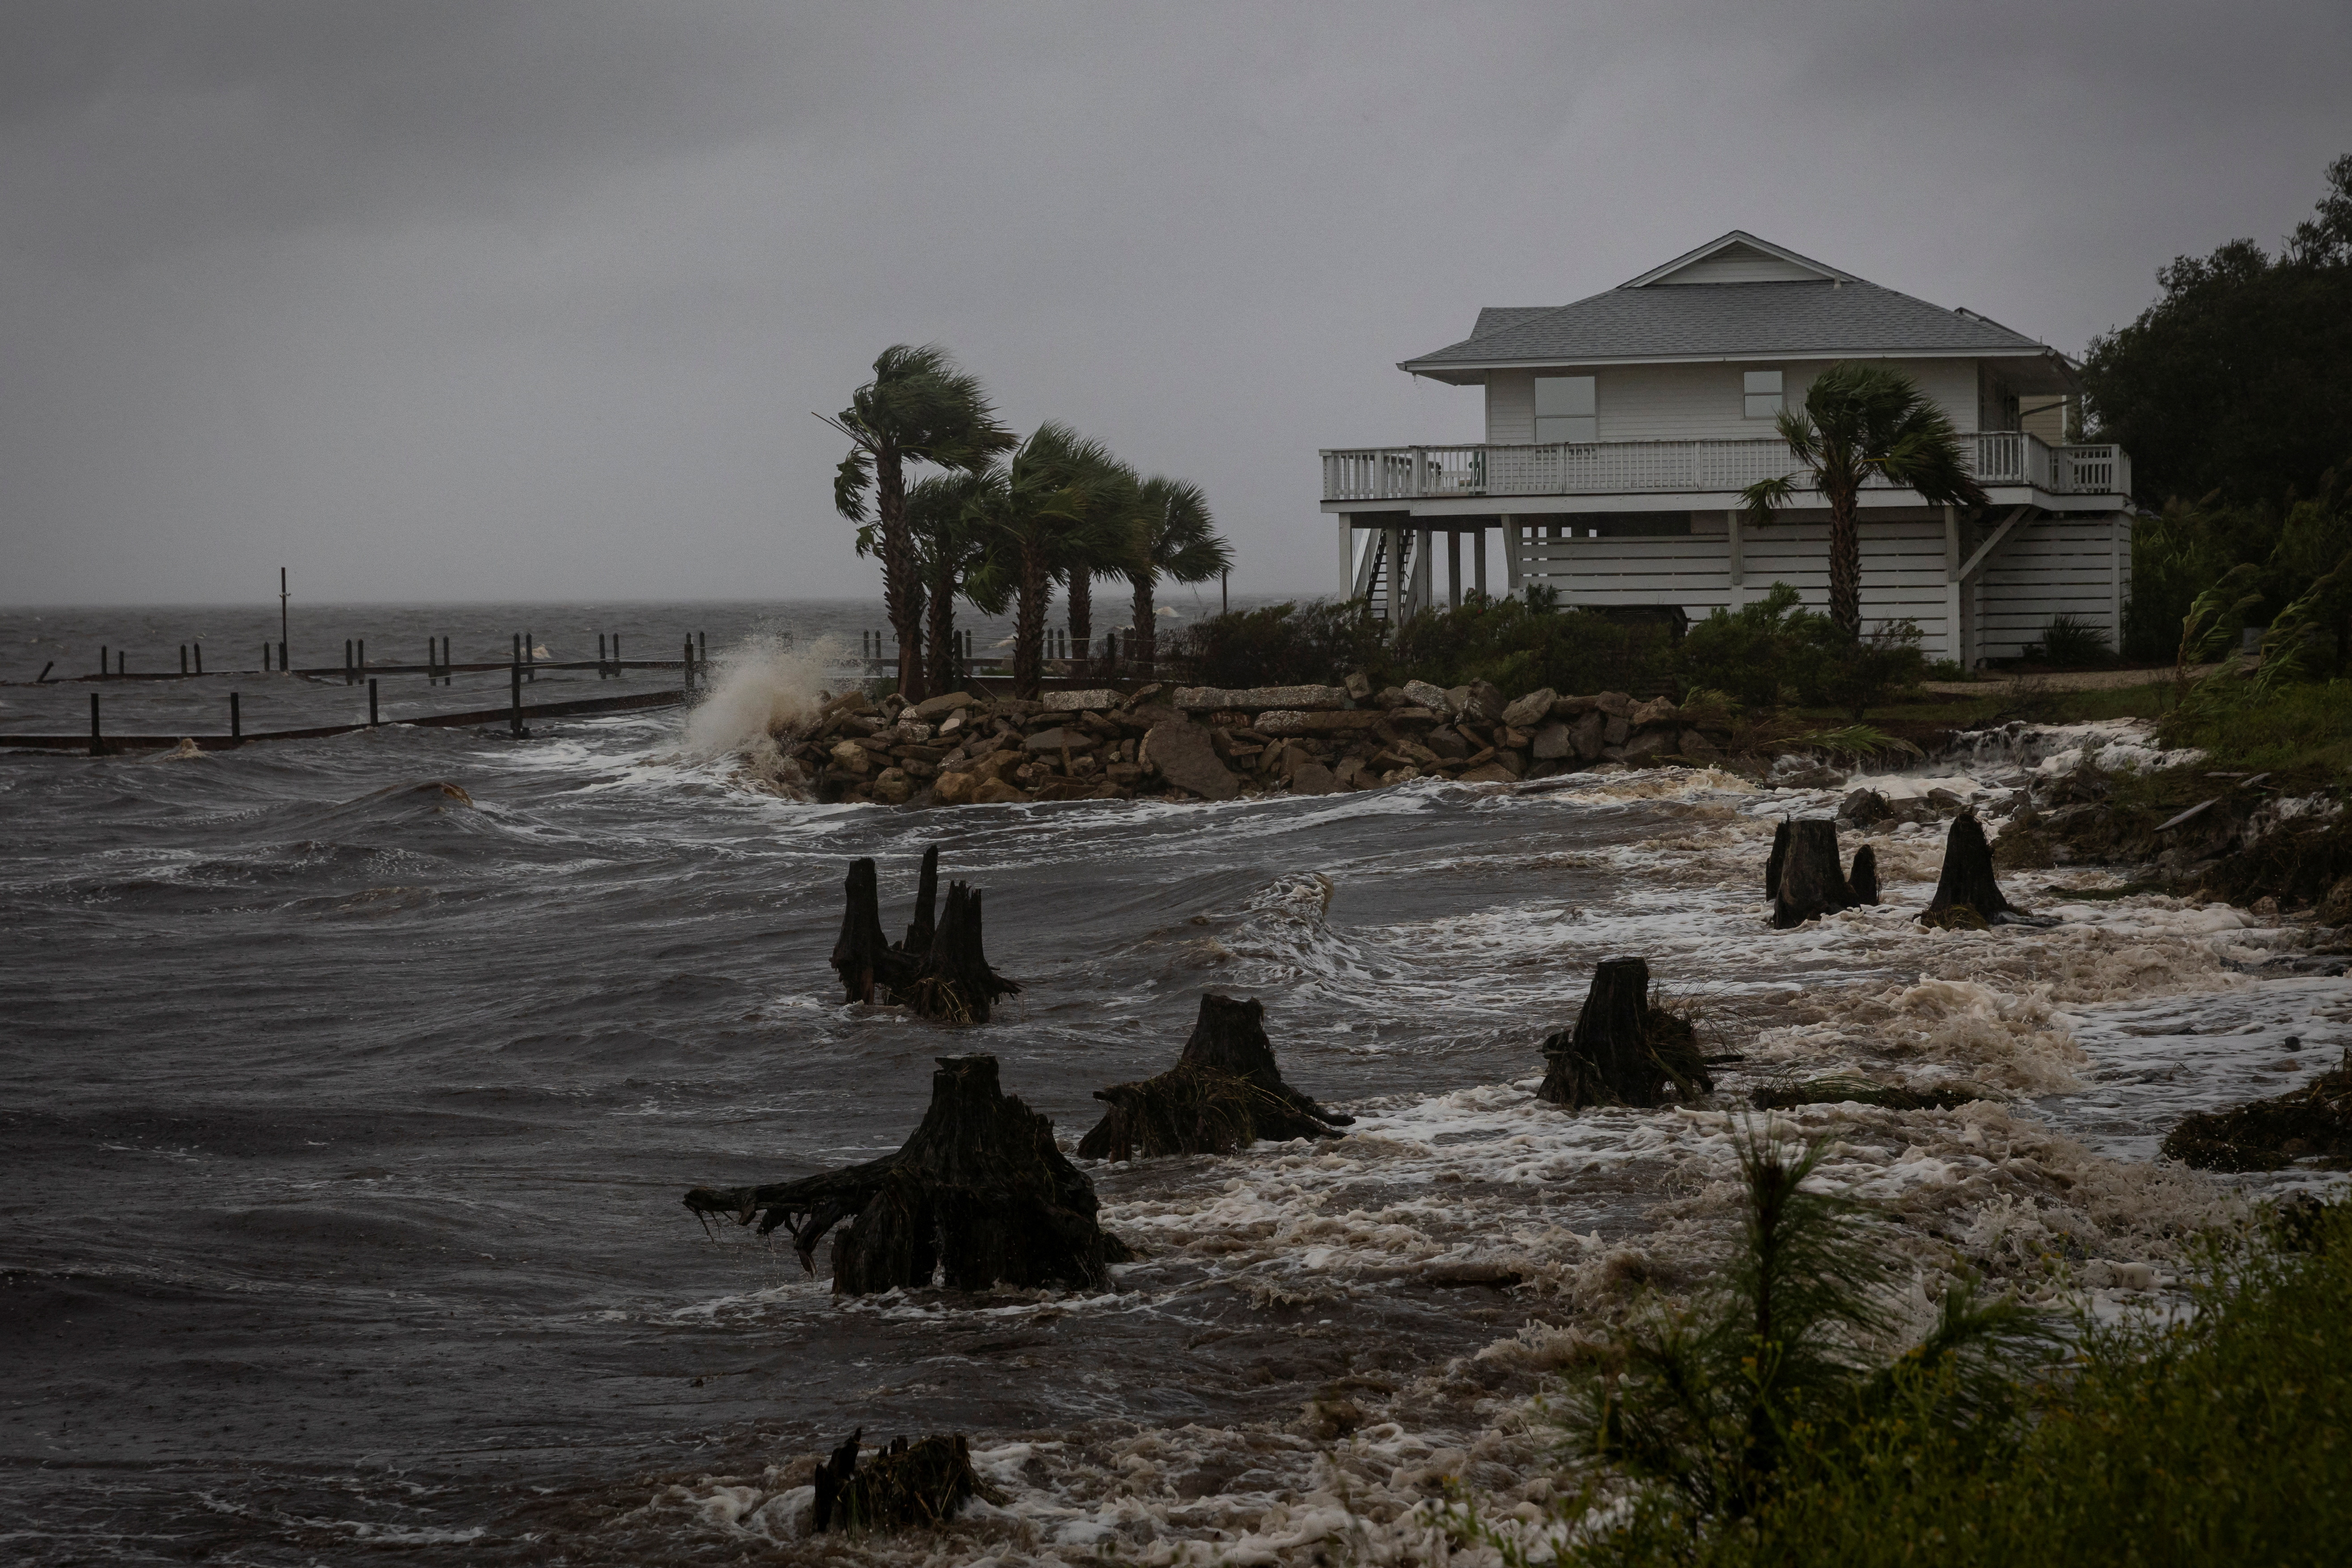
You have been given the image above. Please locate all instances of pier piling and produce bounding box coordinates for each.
[180,646,188,676]
[368,679,379,728]
[89,693,101,757]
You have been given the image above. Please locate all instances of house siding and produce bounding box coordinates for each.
[1971,513,2131,662]
[1487,357,1980,446]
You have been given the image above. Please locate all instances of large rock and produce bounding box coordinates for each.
[1500,688,1557,730]
[1253,709,1386,735]
[1592,691,1635,719]
[911,691,979,720]
[870,768,914,804]
[973,778,1031,803]
[1629,697,1680,728]
[1462,680,1505,721]
[1022,726,1095,753]
[1401,679,1452,711]
[1172,684,1349,712]
[1042,689,1123,712]
[830,739,872,775]
[1456,762,1516,784]
[1140,720,1241,801]
[932,771,979,805]
[1571,709,1608,760]
[1622,728,1677,765]
[1531,722,1575,760]
[1288,762,1341,795]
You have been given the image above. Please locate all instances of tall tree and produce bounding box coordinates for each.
[975,423,1129,698]
[906,468,1005,698]
[1123,475,1232,674]
[1740,363,1988,638]
[2082,153,2352,509]
[828,345,1015,703]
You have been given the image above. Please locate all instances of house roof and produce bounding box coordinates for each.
[1405,231,2072,387]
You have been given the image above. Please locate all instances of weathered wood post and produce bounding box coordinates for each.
[117,650,125,676]
[344,639,353,684]
[230,692,241,739]
[698,631,706,671]
[598,633,607,679]
[509,656,525,738]
[180,645,188,676]
[100,645,108,676]
[263,642,272,671]
[682,637,694,691]
[441,636,450,684]
[194,643,203,675]
[358,638,365,675]
[277,639,287,672]
[89,693,102,757]
[525,630,534,682]
[368,679,379,728]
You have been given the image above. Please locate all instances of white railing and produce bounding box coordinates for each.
[1321,433,2131,501]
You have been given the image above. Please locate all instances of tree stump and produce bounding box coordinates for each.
[683,1054,1125,1294]
[899,882,1021,1023]
[1771,819,1859,928]
[831,857,917,1003]
[900,843,940,957]
[1536,957,1713,1110]
[826,849,1019,1020]
[811,1429,1002,1534]
[1765,818,1790,900]
[1076,994,1354,1161]
[1920,811,2018,927]
[1849,844,1880,906]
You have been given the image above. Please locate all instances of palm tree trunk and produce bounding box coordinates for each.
[1131,575,1156,676]
[1014,544,1048,699]
[876,452,927,703]
[924,555,959,696]
[1066,569,1092,671]
[1826,481,1863,639]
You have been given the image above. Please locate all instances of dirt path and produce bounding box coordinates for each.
[1921,663,2214,696]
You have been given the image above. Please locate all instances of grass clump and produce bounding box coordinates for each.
[1499,1155,2352,1567]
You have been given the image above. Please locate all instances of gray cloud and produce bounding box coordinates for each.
[2,0,2347,604]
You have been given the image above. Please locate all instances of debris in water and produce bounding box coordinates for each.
[2161,1053,2352,1171]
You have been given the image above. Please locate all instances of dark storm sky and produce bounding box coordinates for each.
[3,0,2347,606]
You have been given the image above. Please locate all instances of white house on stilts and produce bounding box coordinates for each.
[1323,231,2134,664]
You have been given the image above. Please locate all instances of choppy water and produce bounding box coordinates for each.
[4,602,2345,1565]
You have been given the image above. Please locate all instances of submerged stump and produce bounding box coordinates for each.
[831,857,916,1003]
[1076,994,1354,1161]
[826,847,1019,1021]
[1849,844,1881,906]
[683,1054,1125,1294]
[1765,818,1791,900]
[900,881,1021,1023]
[1920,811,2018,927]
[812,1430,1002,1535]
[1772,819,1859,928]
[1537,956,1713,1110]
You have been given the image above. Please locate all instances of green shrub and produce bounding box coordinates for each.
[1163,589,1674,696]
[1681,583,1925,716]
[2020,612,2115,669]
[1159,599,1386,688]
[1384,587,1673,696]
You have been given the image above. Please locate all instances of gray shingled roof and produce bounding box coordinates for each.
[1409,280,2049,373]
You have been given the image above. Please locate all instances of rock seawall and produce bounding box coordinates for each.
[751,680,1737,807]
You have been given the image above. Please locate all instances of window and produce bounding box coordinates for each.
[1743,369,1783,419]
[1534,375,1596,443]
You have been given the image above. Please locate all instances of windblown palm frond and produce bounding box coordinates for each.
[1122,474,1231,673]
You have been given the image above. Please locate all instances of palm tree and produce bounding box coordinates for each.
[1740,362,1989,637]
[1122,475,1231,675]
[905,468,1005,697]
[975,423,1130,698]
[827,345,1015,703]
